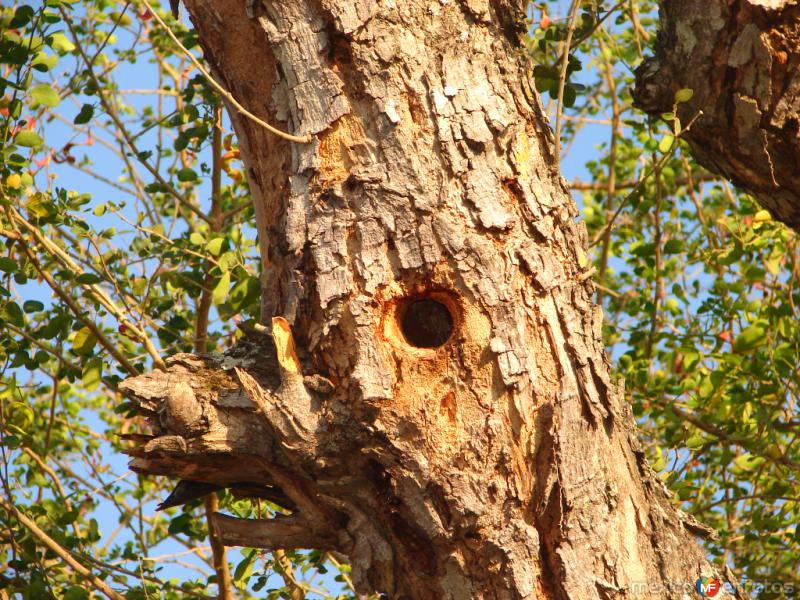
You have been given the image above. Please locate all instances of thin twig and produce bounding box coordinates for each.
[13,239,138,376]
[595,36,619,305]
[8,209,165,369]
[0,498,126,600]
[203,495,235,600]
[588,111,703,248]
[2,322,82,373]
[645,145,663,359]
[553,0,582,165]
[195,106,235,600]
[570,171,716,191]
[59,7,211,224]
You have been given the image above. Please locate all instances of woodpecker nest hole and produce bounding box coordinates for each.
[400,299,452,348]
[384,290,460,352]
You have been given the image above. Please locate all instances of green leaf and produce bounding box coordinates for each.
[82,358,103,391]
[0,257,17,273]
[131,277,147,296]
[534,76,554,93]
[718,244,743,266]
[658,134,675,154]
[650,448,666,471]
[212,271,231,306]
[177,167,197,182]
[1,301,24,327]
[31,52,59,72]
[30,84,60,108]
[674,88,694,103]
[63,587,89,600]
[15,130,44,148]
[753,209,772,223]
[10,5,35,28]
[74,103,94,125]
[1,435,20,449]
[686,433,705,450]
[733,324,767,353]
[562,84,577,108]
[206,237,224,257]
[189,232,205,246]
[23,300,44,313]
[11,402,34,428]
[533,64,560,80]
[72,327,97,356]
[27,194,51,217]
[663,238,684,254]
[697,375,714,399]
[167,513,194,535]
[234,549,257,584]
[217,251,237,272]
[93,203,107,216]
[48,32,76,53]
[39,315,66,340]
[144,182,167,193]
[114,401,137,416]
[733,453,765,473]
[75,273,102,285]
[765,252,782,275]
[8,99,22,119]
[227,275,259,313]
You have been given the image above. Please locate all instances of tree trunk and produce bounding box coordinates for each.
[635,0,800,232]
[121,1,743,598]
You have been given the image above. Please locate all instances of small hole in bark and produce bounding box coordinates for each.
[400,299,454,348]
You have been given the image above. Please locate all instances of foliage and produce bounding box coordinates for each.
[0,0,797,599]
[531,1,799,597]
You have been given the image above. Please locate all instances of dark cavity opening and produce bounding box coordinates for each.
[400,299,454,348]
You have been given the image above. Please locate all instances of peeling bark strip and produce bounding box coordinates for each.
[122,1,744,598]
[635,0,800,231]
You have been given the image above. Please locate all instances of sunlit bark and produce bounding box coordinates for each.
[122,2,746,598]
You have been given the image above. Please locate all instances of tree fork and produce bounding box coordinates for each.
[123,1,744,598]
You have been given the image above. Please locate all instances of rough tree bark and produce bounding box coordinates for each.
[634,0,800,232]
[121,2,748,598]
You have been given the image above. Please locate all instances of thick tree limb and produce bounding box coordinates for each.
[211,513,340,550]
[635,0,800,231]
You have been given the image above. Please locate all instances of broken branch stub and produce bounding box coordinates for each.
[116,335,434,595]
[117,338,328,509]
